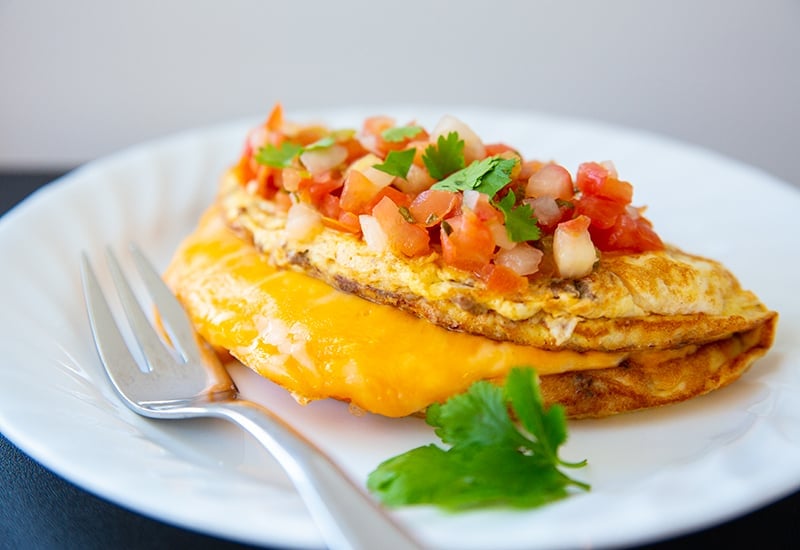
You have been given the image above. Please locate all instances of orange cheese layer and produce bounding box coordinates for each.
[163,207,627,417]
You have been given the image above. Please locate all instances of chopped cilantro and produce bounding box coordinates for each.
[304,136,336,151]
[367,366,589,510]
[254,142,305,168]
[423,132,466,180]
[398,206,416,223]
[431,156,518,197]
[381,125,424,143]
[556,198,574,209]
[374,148,417,179]
[254,136,336,168]
[495,190,541,242]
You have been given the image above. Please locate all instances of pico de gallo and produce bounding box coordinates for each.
[232,104,663,293]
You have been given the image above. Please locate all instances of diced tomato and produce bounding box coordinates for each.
[440,210,495,272]
[597,177,633,204]
[372,196,430,257]
[338,210,362,233]
[466,191,502,224]
[573,194,628,229]
[367,186,411,212]
[409,190,461,227]
[478,263,528,293]
[483,143,517,157]
[340,170,383,214]
[318,193,342,219]
[575,162,608,194]
[322,210,361,234]
[363,116,395,138]
[252,164,277,198]
[233,153,256,185]
[265,103,284,132]
[590,211,663,253]
[301,176,343,208]
[340,136,370,164]
[576,162,633,204]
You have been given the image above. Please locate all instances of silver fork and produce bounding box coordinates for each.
[80,244,422,550]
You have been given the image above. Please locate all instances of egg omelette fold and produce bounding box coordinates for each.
[161,169,777,418]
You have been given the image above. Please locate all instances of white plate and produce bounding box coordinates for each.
[1,107,799,550]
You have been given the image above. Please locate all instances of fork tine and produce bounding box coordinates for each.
[105,247,180,373]
[128,243,202,364]
[80,253,150,400]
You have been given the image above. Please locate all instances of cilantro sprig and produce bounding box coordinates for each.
[367,366,589,510]
[381,125,424,143]
[254,136,337,169]
[429,155,540,243]
[431,155,518,197]
[374,148,417,179]
[254,142,305,168]
[496,190,542,242]
[423,132,466,180]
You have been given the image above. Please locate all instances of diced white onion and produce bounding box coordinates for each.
[394,163,434,194]
[348,153,383,173]
[626,204,642,219]
[462,189,481,210]
[348,153,395,188]
[526,196,562,226]
[247,126,268,151]
[362,166,395,188]
[285,202,323,243]
[431,115,486,163]
[495,243,544,275]
[553,218,597,279]
[359,214,389,252]
[489,221,515,250]
[526,164,573,200]
[300,144,348,176]
[600,160,618,178]
[280,168,303,192]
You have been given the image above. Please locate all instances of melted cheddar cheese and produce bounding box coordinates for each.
[163,207,627,417]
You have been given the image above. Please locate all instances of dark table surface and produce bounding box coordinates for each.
[1,171,797,549]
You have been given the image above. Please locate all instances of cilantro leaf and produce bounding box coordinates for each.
[422,132,465,180]
[474,157,518,196]
[373,148,417,179]
[254,136,336,168]
[367,366,589,510]
[431,156,518,198]
[426,381,521,449]
[254,142,305,168]
[495,190,542,242]
[366,443,575,509]
[505,366,570,465]
[381,125,424,143]
[304,136,336,151]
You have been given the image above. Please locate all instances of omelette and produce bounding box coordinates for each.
[163,105,777,418]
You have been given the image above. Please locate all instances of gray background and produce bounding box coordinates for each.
[2,0,798,187]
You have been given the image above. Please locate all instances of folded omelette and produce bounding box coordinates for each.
[163,106,777,418]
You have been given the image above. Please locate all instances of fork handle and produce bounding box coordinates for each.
[204,399,423,550]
